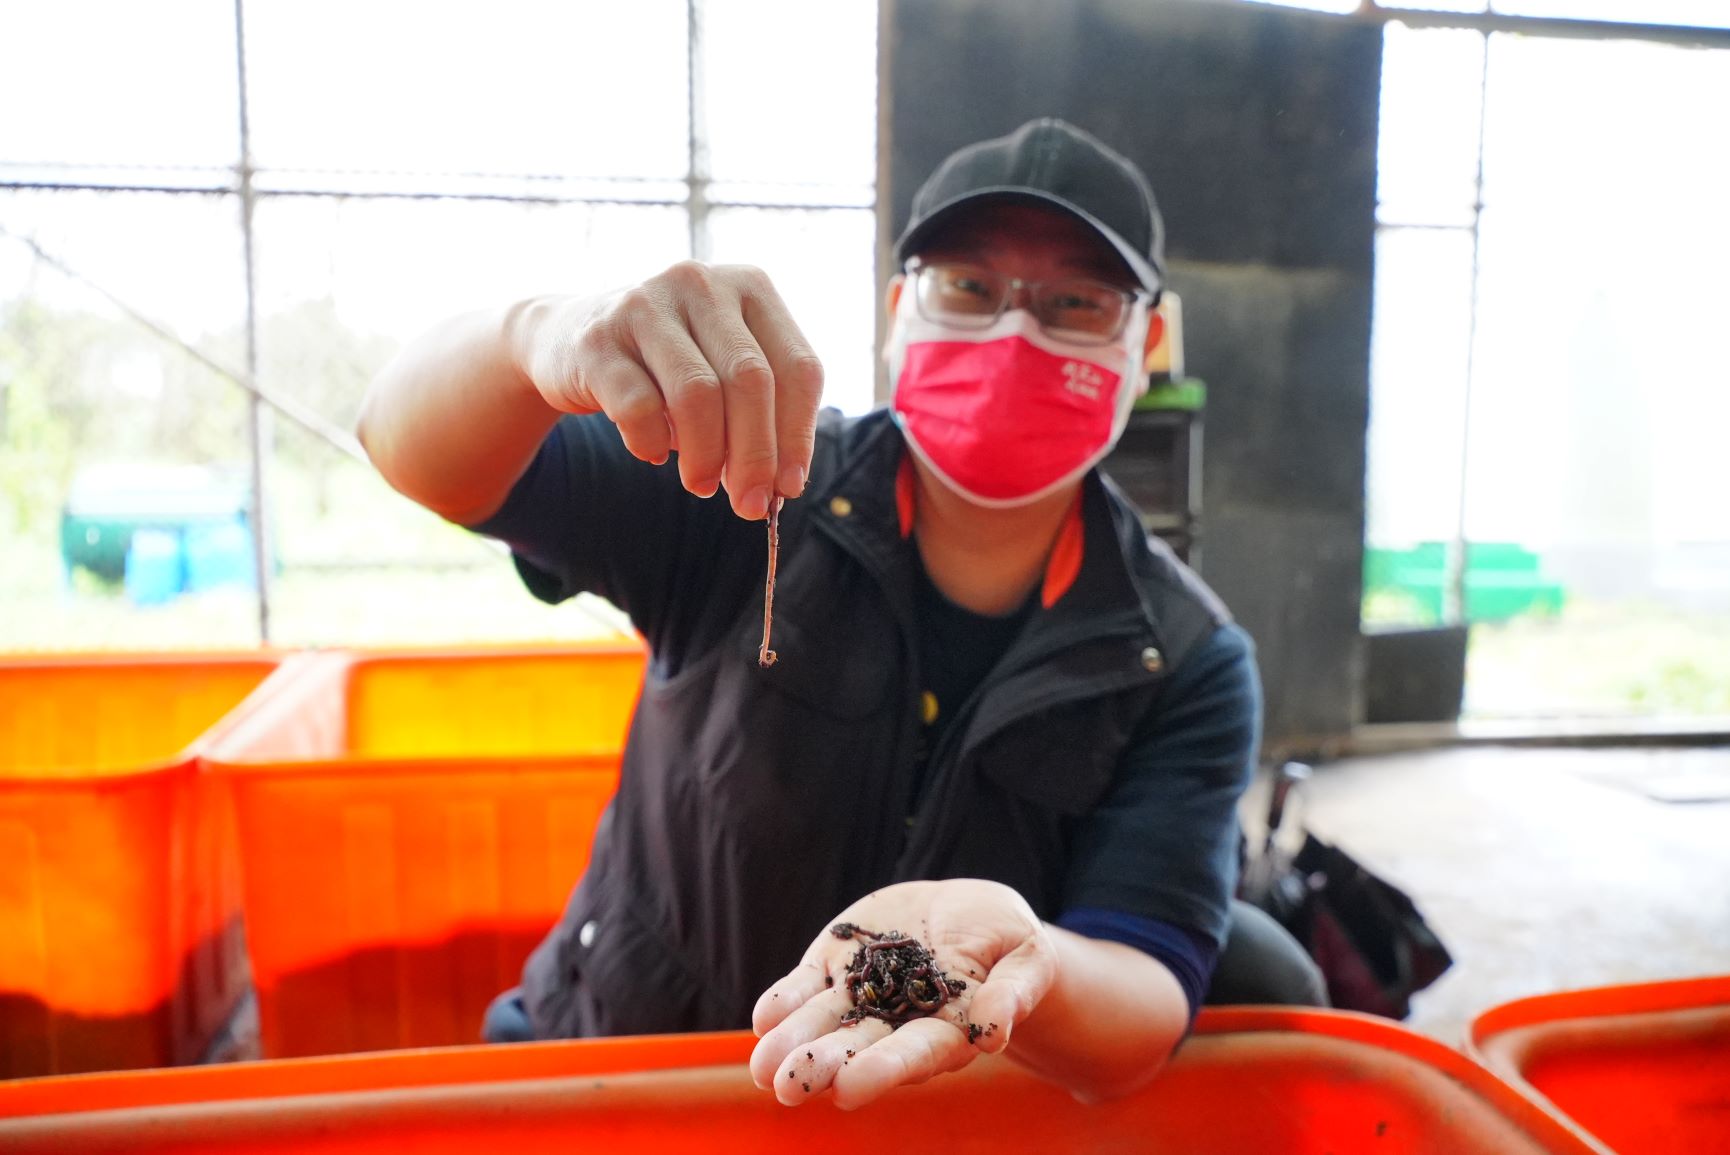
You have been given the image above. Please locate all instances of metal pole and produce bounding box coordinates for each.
[234,0,271,644]
[0,227,364,457]
[685,0,710,262]
[1364,3,1730,51]
[874,0,895,407]
[1447,30,1492,627]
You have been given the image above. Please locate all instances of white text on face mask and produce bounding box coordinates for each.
[1062,360,1106,400]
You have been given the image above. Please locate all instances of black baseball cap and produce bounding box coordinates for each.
[893,118,1165,298]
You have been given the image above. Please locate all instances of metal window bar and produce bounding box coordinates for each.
[1370,25,1490,630]
[234,0,270,641]
[1448,28,1492,628]
[1362,3,1730,49]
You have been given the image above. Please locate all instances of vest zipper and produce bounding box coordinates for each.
[806,512,928,889]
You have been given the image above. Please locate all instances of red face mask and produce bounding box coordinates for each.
[886,290,1148,507]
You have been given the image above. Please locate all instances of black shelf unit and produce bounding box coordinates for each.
[1101,406,1202,567]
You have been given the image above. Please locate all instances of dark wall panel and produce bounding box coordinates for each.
[886,0,1380,273]
[1176,263,1371,746]
[885,0,1380,747]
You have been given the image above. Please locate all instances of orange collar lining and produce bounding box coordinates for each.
[895,453,1085,609]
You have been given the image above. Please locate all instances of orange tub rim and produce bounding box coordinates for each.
[1468,973,1730,1054]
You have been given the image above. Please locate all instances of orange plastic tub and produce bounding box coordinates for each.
[0,1008,1604,1152]
[203,642,647,1059]
[0,652,286,1078]
[1471,975,1730,1155]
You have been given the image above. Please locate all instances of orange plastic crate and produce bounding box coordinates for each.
[203,642,647,1059]
[0,652,285,1078]
[0,1009,1604,1152]
[1471,975,1730,1155]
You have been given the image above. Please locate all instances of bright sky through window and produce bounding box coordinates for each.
[0,0,881,414]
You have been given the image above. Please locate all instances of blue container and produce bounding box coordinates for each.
[123,529,186,606]
[61,464,251,585]
[184,519,256,593]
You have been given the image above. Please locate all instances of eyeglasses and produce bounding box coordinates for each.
[905,259,1146,345]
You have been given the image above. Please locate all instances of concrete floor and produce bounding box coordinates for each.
[1262,744,1730,1045]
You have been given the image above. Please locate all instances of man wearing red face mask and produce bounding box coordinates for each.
[359,118,1322,1108]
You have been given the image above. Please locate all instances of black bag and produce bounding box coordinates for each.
[1240,763,1454,1020]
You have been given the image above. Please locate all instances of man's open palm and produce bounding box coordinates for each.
[748,879,1058,1109]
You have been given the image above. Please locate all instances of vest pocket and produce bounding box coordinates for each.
[556,886,710,1036]
[736,605,893,719]
[972,706,1124,816]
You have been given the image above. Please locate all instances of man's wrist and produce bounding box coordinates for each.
[502,295,557,406]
